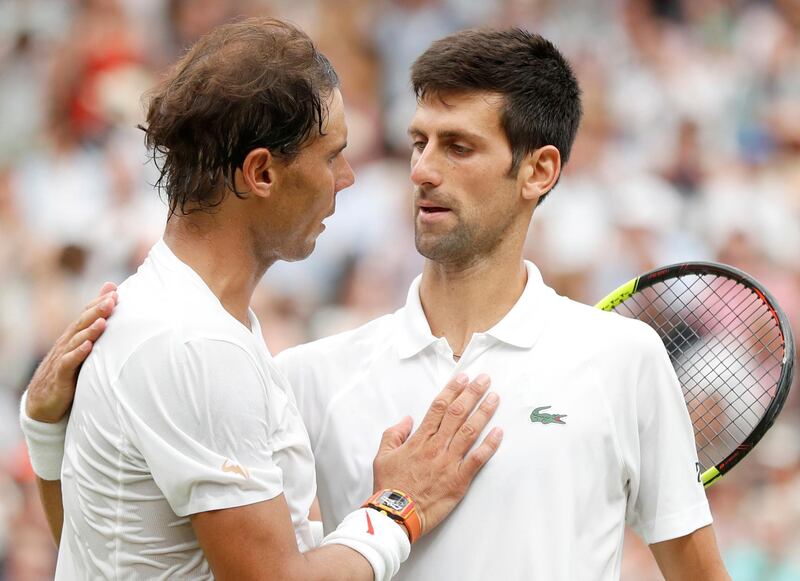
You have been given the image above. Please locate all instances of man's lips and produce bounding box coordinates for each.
[417,201,453,223]
[417,199,452,212]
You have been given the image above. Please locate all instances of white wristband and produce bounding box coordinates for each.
[18,390,68,481]
[321,508,411,581]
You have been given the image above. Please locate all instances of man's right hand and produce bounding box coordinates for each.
[26,282,118,423]
[371,373,502,538]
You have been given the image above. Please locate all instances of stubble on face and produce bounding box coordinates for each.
[414,196,516,267]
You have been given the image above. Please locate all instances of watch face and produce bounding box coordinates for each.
[382,491,409,511]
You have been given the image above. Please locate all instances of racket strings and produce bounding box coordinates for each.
[641,279,780,467]
[612,273,785,471]
[634,283,778,465]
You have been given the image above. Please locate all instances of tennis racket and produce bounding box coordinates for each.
[595,262,794,488]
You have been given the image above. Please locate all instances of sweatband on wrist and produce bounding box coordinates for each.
[321,507,411,581]
[18,390,68,481]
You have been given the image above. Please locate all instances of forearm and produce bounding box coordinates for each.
[651,525,730,581]
[36,477,64,546]
[285,544,374,581]
[20,389,67,546]
[195,500,405,581]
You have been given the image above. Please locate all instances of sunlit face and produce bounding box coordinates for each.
[407,91,524,266]
[267,89,354,261]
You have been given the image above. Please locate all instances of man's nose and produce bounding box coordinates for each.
[410,145,442,188]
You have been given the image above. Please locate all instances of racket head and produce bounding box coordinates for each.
[595,262,795,488]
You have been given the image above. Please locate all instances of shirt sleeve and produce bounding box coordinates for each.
[624,325,713,544]
[114,334,284,517]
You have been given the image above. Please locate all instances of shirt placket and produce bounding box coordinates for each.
[433,337,459,383]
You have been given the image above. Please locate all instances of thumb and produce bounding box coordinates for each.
[377,416,414,454]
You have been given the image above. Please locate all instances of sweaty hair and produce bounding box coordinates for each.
[141,17,339,215]
[411,28,582,204]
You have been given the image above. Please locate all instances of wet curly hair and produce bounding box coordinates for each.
[141,17,339,215]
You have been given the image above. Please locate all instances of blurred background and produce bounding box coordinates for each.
[0,0,798,578]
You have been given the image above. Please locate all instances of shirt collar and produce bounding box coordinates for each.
[395,274,438,359]
[395,261,556,359]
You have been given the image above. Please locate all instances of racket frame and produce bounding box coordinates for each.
[595,262,795,488]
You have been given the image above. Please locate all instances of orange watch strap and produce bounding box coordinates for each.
[363,489,422,544]
[401,505,422,544]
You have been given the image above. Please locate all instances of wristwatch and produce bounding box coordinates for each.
[363,489,422,543]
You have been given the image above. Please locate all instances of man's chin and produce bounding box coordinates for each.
[296,239,318,261]
[415,234,468,264]
[278,237,318,264]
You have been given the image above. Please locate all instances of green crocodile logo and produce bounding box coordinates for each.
[530,406,567,425]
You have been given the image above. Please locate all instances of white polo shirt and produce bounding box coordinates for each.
[56,240,317,579]
[276,261,712,581]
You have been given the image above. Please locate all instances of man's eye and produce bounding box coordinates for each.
[412,141,426,151]
[450,144,470,155]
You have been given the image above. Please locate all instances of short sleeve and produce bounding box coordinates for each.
[114,334,284,517]
[624,327,713,544]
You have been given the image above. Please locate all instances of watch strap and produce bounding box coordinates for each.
[363,489,422,544]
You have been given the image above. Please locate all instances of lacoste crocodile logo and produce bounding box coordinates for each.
[530,406,567,425]
[221,459,250,479]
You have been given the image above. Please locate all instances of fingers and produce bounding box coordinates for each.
[460,427,504,481]
[65,318,107,353]
[60,318,106,377]
[56,340,94,382]
[448,391,500,457]
[414,374,469,437]
[57,308,109,381]
[82,283,117,312]
[97,281,117,296]
[434,374,491,443]
[376,416,414,454]
[74,293,117,333]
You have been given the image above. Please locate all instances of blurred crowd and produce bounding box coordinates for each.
[1,0,799,578]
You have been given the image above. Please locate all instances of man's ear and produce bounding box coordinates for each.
[239,148,274,199]
[518,145,561,202]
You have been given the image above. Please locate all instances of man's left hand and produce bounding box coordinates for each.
[26,282,118,423]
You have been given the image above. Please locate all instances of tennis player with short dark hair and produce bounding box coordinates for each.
[276,29,729,580]
[19,17,502,580]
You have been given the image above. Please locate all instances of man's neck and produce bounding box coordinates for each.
[163,215,269,329]
[418,253,528,358]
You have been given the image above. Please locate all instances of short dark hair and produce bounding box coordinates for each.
[141,17,339,215]
[411,28,582,204]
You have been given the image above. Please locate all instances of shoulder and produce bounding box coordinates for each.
[546,295,667,373]
[273,312,398,412]
[557,295,660,345]
[112,332,271,430]
[119,329,262,383]
[94,276,266,399]
[107,270,256,357]
[276,312,396,373]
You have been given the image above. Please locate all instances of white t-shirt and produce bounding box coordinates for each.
[56,240,317,580]
[276,261,712,581]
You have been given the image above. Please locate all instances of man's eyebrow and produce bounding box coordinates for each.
[331,140,347,154]
[406,127,485,142]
